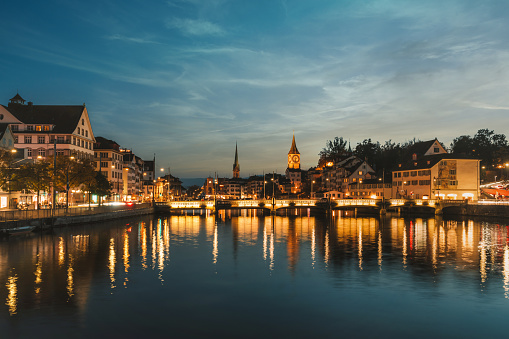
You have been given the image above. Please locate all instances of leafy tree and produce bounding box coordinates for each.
[89,172,111,206]
[319,137,349,160]
[17,160,52,208]
[354,139,380,167]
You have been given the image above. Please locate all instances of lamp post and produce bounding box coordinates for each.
[311,180,315,199]
[66,156,74,212]
[111,165,117,201]
[7,149,17,209]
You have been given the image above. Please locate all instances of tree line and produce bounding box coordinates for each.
[320,129,508,176]
[0,150,111,207]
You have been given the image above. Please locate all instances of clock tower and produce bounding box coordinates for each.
[287,133,300,170]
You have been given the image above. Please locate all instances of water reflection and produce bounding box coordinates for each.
[0,214,508,318]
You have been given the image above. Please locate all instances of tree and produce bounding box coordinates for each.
[17,160,52,208]
[319,137,349,160]
[354,139,380,168]
[89,172,112,206]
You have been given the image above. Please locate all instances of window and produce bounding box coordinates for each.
[100,162,108,168]
[358,171,363,175]
[27,125,34,131]
[85,130,88,137]
[411,171,417,177]
[78,127,80,134]
[450,180,457,186]
[394,173,398,178]
[38,149,45,157]
[27,149,32,156]
[412,180,418,185]
[434,147,439,152]
[450,169,456,175]
[44,125,50,131]
[403,172,409,177]
[24,136,32,144]
[36,126,42,131]
[38,136,45,144]
[56,151,64,156]
[82,119,84,125]
[14,136,18,143]
[57,136,64,143]
[11,125,18,131]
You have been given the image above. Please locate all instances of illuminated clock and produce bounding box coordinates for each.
[292,155,300,162]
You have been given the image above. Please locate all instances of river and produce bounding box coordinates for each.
[0,209,507,338]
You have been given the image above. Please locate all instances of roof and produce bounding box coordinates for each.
[406,139,437,157]
[4,104,84,134]
[395,153,478,171]
[288,133,299,154]
[9,93,25,103]
[0,123,10,140]
[95,136,121,151]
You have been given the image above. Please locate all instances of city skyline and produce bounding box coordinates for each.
[2,1,509,177]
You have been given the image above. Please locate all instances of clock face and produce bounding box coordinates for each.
[292,155,300,163]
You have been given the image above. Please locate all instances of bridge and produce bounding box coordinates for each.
[155,198,462,214]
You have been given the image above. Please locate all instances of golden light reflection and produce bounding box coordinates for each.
[157,220,164,282]
[324,228,329,268]
[311,227,316,269]
[67,255,74,299]
[123,232,130,286]
[213,225,218,265]
[109,238,116,290]
[504,245,509,299]
[58,237,65,266]
[358,222,363,271]
[377,230,382,270]
[140,222,148,269]
[34,253,42,294]
[269,227,275,271]
[402,222,407,268]
[5,271,17,316]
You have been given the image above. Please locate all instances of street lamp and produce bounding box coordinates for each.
[111,165,117,201]
[66,156,75,211]
[311,180,315,199]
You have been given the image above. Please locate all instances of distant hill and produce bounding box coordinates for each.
[180,178,206,189]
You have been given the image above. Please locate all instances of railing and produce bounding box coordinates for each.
[0,203,152,224]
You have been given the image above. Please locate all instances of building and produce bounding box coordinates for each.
[94,137,124,201]
[233,143,240,179]
[2,93,95,160]
[286,133,302,194]
[391,139,480,200]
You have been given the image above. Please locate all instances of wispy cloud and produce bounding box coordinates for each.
[105,34,164,45]
[166,18,225,36]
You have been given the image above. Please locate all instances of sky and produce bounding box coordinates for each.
[2,0,509,178]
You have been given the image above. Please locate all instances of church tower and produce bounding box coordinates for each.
[287,133,300,170]
[233,142,240,178]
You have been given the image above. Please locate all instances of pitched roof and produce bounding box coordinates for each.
[406,139,437,157]
[288,133,299,154]
[4,104,85,134]
[9,93,25,103]
[95,136,121,151]
[395,153,477,171]
[0,123,10,140]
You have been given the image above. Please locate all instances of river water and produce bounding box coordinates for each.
[0,209,508,338]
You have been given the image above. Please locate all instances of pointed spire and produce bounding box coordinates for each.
[233,142,240,178]
[288,132,300,154]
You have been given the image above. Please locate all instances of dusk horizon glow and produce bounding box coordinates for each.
[2,0,509,178]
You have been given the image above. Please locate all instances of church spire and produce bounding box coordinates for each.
[233,142,240,178]
[288,132,300,155]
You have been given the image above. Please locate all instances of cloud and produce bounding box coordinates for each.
[166,18,225,36]
[105,34,164,45]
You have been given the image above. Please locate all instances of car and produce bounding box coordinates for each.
[125,201,134,206]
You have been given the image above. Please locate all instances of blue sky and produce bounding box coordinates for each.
[2,0,509,178]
